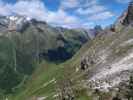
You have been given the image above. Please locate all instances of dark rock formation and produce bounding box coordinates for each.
[117,1,133,25]
[123,1,133,25]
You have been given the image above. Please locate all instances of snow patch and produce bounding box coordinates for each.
[26,17,31,21]
[9,16,18,21]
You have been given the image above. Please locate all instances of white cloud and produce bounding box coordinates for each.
[60,0,80,9]
[0,0,115,28]
[46,9,81,28]
[76,0,114,21]
[116,0,130,4]
[89,11,114,20]
[77,5,106,15]
[83,0,97,7]
[0,0,48,19]
[82,22,95,29]
[11,0,48,20]
[0,0,82,28]
[0,1,12,16]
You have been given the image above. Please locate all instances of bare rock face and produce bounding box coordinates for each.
[57,80,75,100]
[114,1,133,32]
[117,1,133,25]
[123,1,133,25]
[78,25,133,99]
[117,11,128,25]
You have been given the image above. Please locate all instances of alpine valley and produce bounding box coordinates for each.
[0,1,133,100]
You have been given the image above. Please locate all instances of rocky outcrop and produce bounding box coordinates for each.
[114,1,133,32]
[77,25,133,100]
[116,1,133,26]
[123,1,133,25]
[57,80,75,100]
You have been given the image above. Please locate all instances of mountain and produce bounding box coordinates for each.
[2,2,133,100]
[0,15,94,95]
[115,1,133,31]
[121,1,133,25]
[55,2,133,100]
[0,15,92,63]
[83,25,103,39]
[7,2,133,100]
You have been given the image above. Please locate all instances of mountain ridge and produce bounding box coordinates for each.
[0,14,94,96]
[1,1,133,100]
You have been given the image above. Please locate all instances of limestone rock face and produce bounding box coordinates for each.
[123,1,133,25]
[117,1,133,25]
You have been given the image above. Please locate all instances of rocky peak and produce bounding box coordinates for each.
[118,1,133,25]
[0,15,48,33]
[122,1,133,25]
[7,15,31,32]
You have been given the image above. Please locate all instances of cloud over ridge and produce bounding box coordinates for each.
[0,0,122,28]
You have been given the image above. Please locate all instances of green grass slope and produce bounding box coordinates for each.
[7,31,94,100]
[8,25,133,100]
[0,20,91,98]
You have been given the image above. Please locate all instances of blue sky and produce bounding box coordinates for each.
[0,0,131,29]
